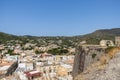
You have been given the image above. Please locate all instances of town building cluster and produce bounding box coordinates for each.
[0,36,120,80]
[0,42,74,80]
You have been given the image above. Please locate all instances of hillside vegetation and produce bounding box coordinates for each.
[0,28,120,45]
[80,28,120,44]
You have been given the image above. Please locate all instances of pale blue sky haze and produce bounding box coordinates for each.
[0,0,120,36]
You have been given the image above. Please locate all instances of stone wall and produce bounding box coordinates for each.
[72,46,85,79]
[115,36,120,46]
[72,45,106,80]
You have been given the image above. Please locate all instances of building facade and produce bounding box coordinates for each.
[115,36,120,46]
[100,40,114,47]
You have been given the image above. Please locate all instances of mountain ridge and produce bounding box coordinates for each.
[0,28,120,44]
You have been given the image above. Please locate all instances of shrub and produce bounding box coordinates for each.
[92,53,97,59]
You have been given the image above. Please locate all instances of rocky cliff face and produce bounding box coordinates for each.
[72,45,106,80]
[73,47,120,80]
[72,46,86,79]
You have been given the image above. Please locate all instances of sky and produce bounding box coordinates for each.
[0,0,120,36]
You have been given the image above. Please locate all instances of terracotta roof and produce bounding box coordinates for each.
[64,59,74,64]
[24,70,42,77]
[0,59,14,66]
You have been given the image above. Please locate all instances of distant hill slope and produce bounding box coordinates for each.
[80,28,120,44]
[0,28,120,44]
[0,32,20,43]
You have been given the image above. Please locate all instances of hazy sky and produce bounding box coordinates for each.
[0,0,120,36]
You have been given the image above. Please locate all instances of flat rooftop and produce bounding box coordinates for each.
[0,59,15,67]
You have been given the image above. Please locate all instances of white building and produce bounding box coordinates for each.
[100,40,114,47]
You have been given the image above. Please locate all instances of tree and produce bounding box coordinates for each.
[47,48,69,55]
[35,50,44,54]
[7,49,14,55]
[92,53,97,59]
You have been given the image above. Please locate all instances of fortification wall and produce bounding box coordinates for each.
[72,45,106,80]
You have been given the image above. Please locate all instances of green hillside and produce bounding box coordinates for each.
[0,28,120,45]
